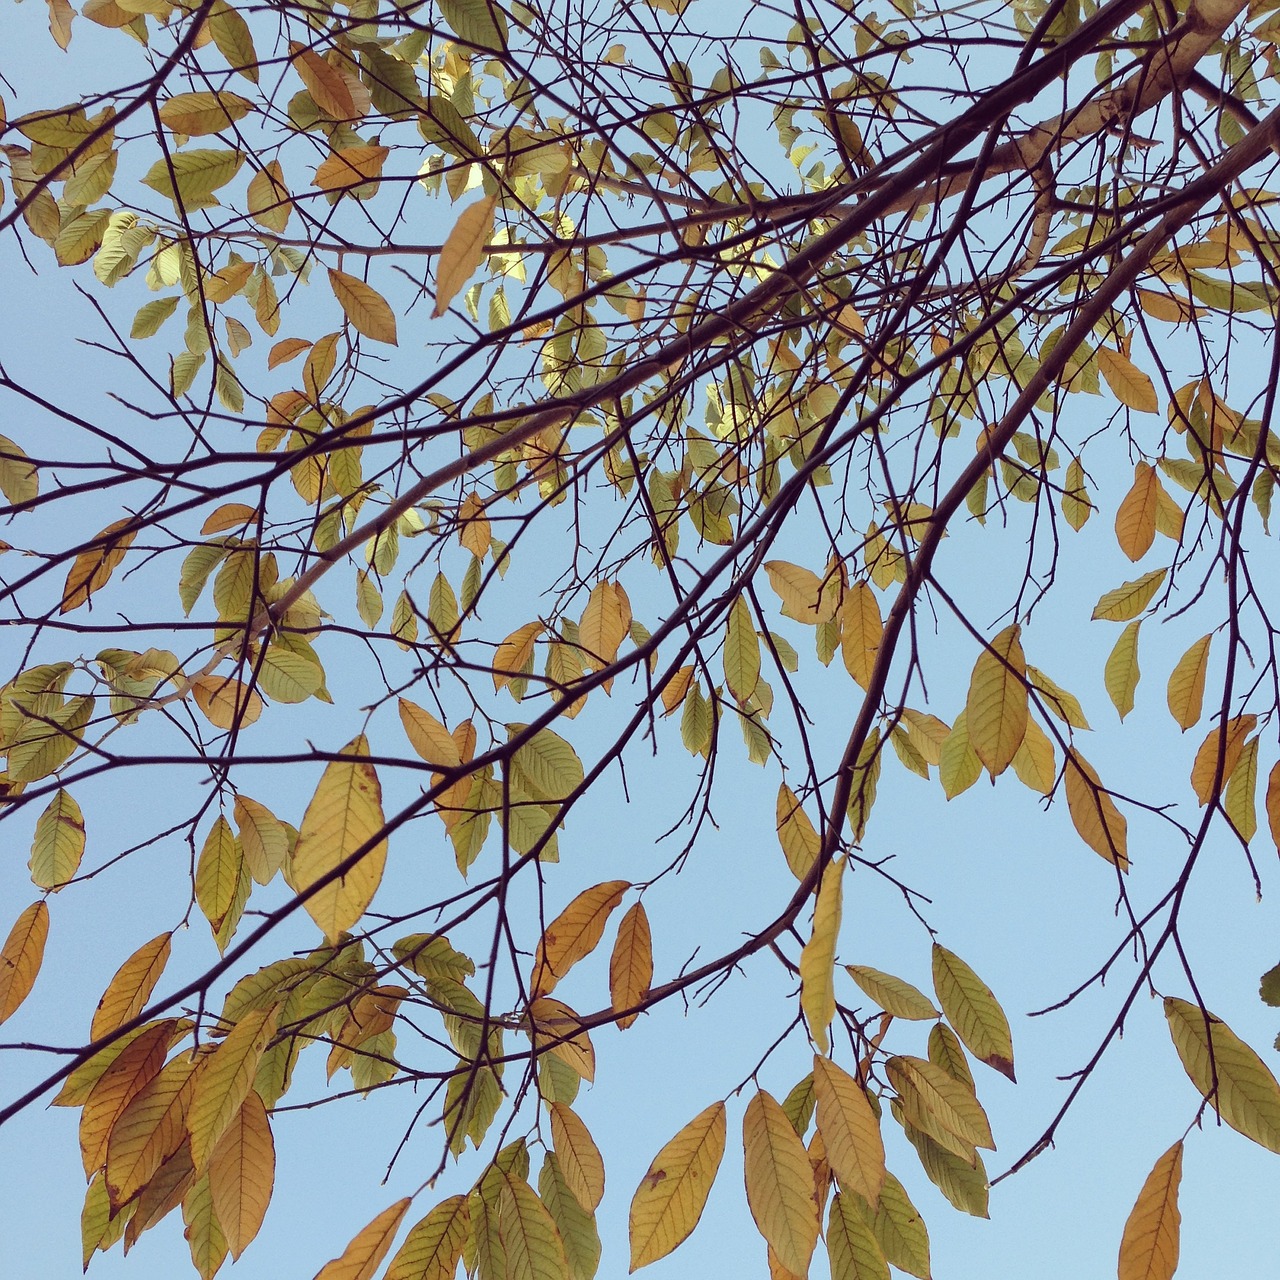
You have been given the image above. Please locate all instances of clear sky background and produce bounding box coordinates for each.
[4,2,1280,1278]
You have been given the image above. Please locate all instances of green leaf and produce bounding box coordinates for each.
[142,148,244,210]
[1091,569,1167,622]
[845,965,939,1021]
[438,0,509,52]
[827,1192,889,1280]
[29,788,86,889]
[931,944,1015,1081]
[1164,997,1280,1152]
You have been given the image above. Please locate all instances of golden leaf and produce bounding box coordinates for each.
[609,901,653,1030]
[0,900,49,1024]
[1189,714,1256,805]
[628,1102,726,1270]
[1097,347,1159,413]
[1063,750,1129,870]
[532,880,629,996]
[188,1007,278,1170]
[190,675,265,730]
[315,1198,412,1280]
[433,192,498,317]
[207,1088,274,1259]
[550,1102,605,1210]
[61,517,137,613]
[813,1056,885,1208]
[1117,1142,1182,1280]
[329,268,398,344]
[840,582,883,691]
[91,932,172,1039]
[800,856,844,1054]
[1114,462,1158,561]
[742,1090,820,1277]
[1166,634,1211,731]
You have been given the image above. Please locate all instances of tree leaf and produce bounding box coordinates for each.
[1097,347,1159,412]
[291,735,388,943]
[609,901,653,1029]
[1117,1141,1182,1280]
[329,268,398,344]
[497,1170,570,1280]
[315,1198,411,1280]
[865,1172,930,1279]
[1115,462,1158,560]
[776,784,821,880]
[827,1192,889,1280]
[234,795,287,885]
[550,1103,605,1211]
[0,900,49,1025]
[965,623,1027,777]
[1166,634,1212,731]
[844,964,938,1021]
[1189,715,1256,806]
[91,932,171,1039]
[1091,569,1167,622]
[579,580,632,673]
[897,1103,989,1217]
[743,1090,820,1276]
[1104,620,1142,720]
[931,944,1015,1080]
[724,595,761,703]
[840,581,883,691]
[105,1053,196,1210]
[434,192,497,317]
[533,881,629,996]
[29,787,86,889]
[1063,750,1129,870]
[628,1101,726,1270]
[289,42,358,119]
[159,90,253,136]
[885,1055,993,1157]
[764,561,833,624]
[800,855,844,1054]
[384,1194,470,1280]
[190,675,265,730]
[80,1020,174,1175]
[207,1088,274,1259]
[539,1153,602,1280]
[188,1007,278,1171]
[813,1056,885,1208]
[1164,997,1280,1152]
[182,1171,228,1280]
[61,517,137,612]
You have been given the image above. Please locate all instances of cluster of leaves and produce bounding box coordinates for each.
[6,0,1280,1275]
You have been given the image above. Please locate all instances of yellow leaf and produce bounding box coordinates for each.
[384,1195,470,1280]
[1117,1142,1182,1280]
[496,1171,569,1280]
[843,965,938,1021]
[609,901,653,1030]
[315,1198,412,1280]
[398,698,463,768]
[532,881,629,996]
[61,517,137,612]
[29,787,86,889]
[628,1101,726,1270]
[1010,716,1055,795]
[527,997,595,1081]
[813,1056,885,1208]
[1104,620,1142,721]
[1062,456,1093,530]
[1165,997,1280,1151]
[938,710,981,799]
[1189,714,1256,805]
[494,621,544,693]
[188,1007,278,1170]
[0,900,49,1024]
[329,268,398,344]
[291,735,388,943]
[964,623,1027,777]
[182,1171,228,1280]
[314,144,389,190]
[200,502,257,533]
[104,1053,196,1210]
[1097,347,1159,413]
[827,1191,889,1280]
[234,795,288,885]
[190,675,265,730]
[91,932,172,1039]
[195,816,245,938]
[433,192,498,318]
[1224,734,1259,842]
[800,856,844,1054]
[1063,750,1129,870]
[764,560,836,624]
[1091,569,1167,623]
[1114,463,1158,560]
[80,1021,174,1175]
[159,90,253,136]
[550,1103,605,1211]
[743,1089,820,1277]
[931,944,1015,1081]
[885,1056,993,1161]
[289,42,358,120]
[724,595,761,704]
[776,784,820,880]
[1166,634,1211,731]
[247,160,292,233]
[579,580,632,675]
[840,583,882,690]
[208,1089,274,1259]
[1267,760,1280,855]
[267,338,311,371]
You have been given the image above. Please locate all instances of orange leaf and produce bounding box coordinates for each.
[1063,750,1129,870]
[532,880,629,996]
[61,518,137,612]
[0,900,49,1024]
[1117,1142,1182,1280]
[433,192,497,317]
[609,901,653,1029]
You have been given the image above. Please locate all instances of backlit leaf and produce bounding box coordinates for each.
[939,710,982,799]
[800,855,844,1054]
[965,623,1027,777]
[61,517,137,612]
[539,1153,602,1280]
[724,596,761,704]
[742,1089,820,1277]
[234,795,287,885]
[189,1007,278,1170]
[434,192,497,317]
[1097,347,1159,413]
[1117,1141,1182,1280]
[764,561,833,624]
[159,91,253,136]
[579,581,632,673]
[1189,715,1256,806]
[190,675,264,730]
[1104,620,1142,720]
[105,1053,196,1210]
[827,1192,888,1280]
[91,932,171,1039]
[1115,462,1158,560]
[80,1021,174,1175]
[1091,569,1167,622]
[550,1103,605,1211]
[931,944,1015,1081]
[865,1172,930,1279]
[1063,750,1129,870]
[1166,635,1211,731]
[609,901,653,1030]
[1011,716,1056,795]
[886,1055,993,1157]
[897,1104,989,1217]
[314,1198,411,1280]
[813,1056,885,1208]
[628,1101,726,1270]
[497,1170,570,1280]
[840,582,883,690]
[291,735,388,943]
[207,1088,274,1259]
[1165,997,1280,1152]
[29,787,86,889]
[533,881,628,996]
[0,900,49,1024]
[329,268,398,344]
[844,965,938,1020]
[384,1194,470,1280]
